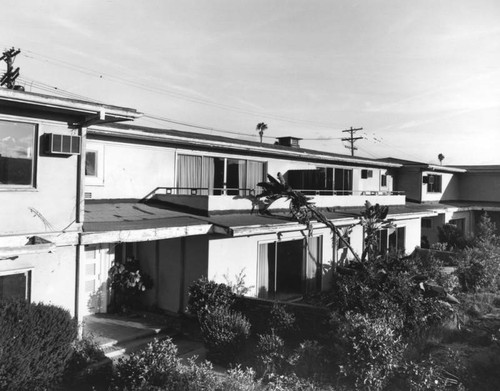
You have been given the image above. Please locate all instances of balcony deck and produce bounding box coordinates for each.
[147,187,405,215]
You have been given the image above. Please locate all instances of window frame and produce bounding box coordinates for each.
[85,142,104,186]
[0,268,32,301]
[0,119,38,189]
[426,174,442,193]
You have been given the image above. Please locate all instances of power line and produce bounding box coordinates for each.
[20,49,340,129]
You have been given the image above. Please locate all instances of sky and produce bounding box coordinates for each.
[1,0,499,165]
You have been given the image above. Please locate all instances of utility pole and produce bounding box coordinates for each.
[341,126,363,156]
[0,47,22,90]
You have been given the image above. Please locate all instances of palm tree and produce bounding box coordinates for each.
[438,153,445,165]
[256,122,267,144]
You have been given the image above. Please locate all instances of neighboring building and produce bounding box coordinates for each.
[0,89,140,318]
[382,158,500,244]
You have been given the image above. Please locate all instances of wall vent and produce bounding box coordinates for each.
[45,133,81,155]
[84,192,92,199]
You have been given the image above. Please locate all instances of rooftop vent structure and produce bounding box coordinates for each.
[276,136,302,148]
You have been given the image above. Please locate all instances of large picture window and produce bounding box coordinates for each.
[177,154,266,196]
[257,236,322,300]
[0,120,36,187]
[377,227,406,254]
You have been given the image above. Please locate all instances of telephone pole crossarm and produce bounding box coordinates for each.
[341,126,363,156]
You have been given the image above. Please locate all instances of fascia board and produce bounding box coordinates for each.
[89,126,401,168]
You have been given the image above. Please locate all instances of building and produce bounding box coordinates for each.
[2,87,499,322]
[0,89,140,318]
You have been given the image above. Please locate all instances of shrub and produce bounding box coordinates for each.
[63,335,112,389]
[455,246,500,292]
[269,303,296,336]
[335,312,406,391]
[108,257,153,313]
[187,277,235,318]
[0,299,77,391]
[290,340,326,380]
[112,337,181,390]
[199,306,251,365]
[256,331,286,375]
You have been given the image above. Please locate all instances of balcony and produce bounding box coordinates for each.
[145,187,406,215]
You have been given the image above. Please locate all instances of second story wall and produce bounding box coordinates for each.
[85,138,175,200]
[0,115,79,235]
[421,171,459,202]
[458,170,500,203]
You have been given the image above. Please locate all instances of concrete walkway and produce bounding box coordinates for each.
[83,313,207,361]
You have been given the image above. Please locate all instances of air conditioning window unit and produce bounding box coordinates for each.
[361,169,373,179]
[45,133,81,155]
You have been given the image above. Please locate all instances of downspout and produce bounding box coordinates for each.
[75,126,87,332]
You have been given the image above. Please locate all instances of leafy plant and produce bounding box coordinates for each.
[108,257,153,312]
[256,331,286,375]
[199,306,251,365]
[187,277,236,318]
[0,299,77,391]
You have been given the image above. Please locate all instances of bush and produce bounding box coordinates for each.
[63,335,112,389]
[0,299,77,391]
[112,337,181,390]
[455,246,500,292]
[199,306,251,365]
[187,277,235,318]
[269,303,296,336]
[333,312,406,391]
[256,331,286,375]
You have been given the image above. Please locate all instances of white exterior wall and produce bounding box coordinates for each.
[0,117,79,235]
[85,139,175,199]
[0,246,76,314]
[421,171,459,202]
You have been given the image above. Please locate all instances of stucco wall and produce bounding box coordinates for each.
[458,172,500,202]
[0,117,78,235]
[85,139,175,200]
[0,246,76,314]
[394,169,421,202]
[421,171,459,202]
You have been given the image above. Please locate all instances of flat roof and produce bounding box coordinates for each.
[380,157,466,173]
[89,123,402,169]
[0,88,141,124]
[83,199,478,240]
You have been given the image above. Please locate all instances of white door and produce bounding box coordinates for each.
[83,245,113,315]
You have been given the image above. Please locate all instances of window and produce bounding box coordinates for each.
[177,154,266,196]
[426,175,442,193]
[449,218,465,233]
[257,237,322,300]
[85,150,98,177]
[361,169,373,179]
[421,218,432,229]
[381,174,387,187]
[0,120,36,187]
[0,270,31,300]
[85,143,104,186]
[334,168,353,195]
[376,227,406,254]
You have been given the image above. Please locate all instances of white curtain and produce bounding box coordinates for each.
[177,155,202,194]
[305,236,322,294]
[238,160,246,196]
[257,243,269,298]
[246,161,264,195]
[201,157,215,195]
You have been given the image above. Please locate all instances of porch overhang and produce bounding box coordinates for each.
[81,224,219,245]
[0,236,56,260]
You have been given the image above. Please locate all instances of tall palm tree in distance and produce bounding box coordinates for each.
[438,153,445,165]
[256,122,268,144]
